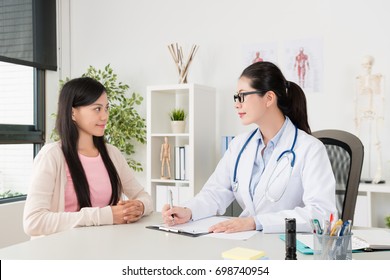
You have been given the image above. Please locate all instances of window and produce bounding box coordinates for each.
[0,0,56,203]
[0,62,34,125]
[0,144,34,198]
[0,61,45,203]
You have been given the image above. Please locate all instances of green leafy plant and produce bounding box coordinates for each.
[169,108,187,121]
[0,190,24,198]
[51,64,146,172]
[386,216,390,228]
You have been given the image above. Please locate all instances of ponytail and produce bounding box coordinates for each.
[241,61,311,134]
[280,81,311,134]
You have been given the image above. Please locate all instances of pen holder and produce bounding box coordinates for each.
[313,234,352,260]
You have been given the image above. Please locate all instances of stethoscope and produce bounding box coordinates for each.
[232,125,298,202]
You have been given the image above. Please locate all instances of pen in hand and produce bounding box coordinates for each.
[169,190,175,223]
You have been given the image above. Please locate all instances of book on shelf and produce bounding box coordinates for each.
[179,146,185,180]
[221,136,234,158]
[174,145,190,181]
[184,144,190,180]
[174,146,181,180]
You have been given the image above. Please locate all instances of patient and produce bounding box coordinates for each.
[23,77,153,236]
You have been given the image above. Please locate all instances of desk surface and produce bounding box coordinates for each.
[0,213,389,260]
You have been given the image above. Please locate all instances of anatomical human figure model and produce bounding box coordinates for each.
[355,55,385,183]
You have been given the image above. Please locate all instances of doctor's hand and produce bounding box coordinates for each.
[209,217,256,233]
[161,204,192,225]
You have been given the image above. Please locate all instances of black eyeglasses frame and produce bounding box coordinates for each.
[233,90,268,103]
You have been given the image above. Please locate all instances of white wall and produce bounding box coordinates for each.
[47,0,390,187]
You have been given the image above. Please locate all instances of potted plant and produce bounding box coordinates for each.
[386,215,390,228]
[169,108,187,133]
[51,64,146,172]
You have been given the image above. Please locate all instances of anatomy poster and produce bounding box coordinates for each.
[241,42,278,68]
[283,38,323,93]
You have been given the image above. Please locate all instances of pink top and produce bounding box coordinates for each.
[65,153,112,212]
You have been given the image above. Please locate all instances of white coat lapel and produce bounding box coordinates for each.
[236,132,259,216]
[252,122,297,207]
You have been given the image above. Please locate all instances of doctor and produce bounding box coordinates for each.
[162,61,337,233]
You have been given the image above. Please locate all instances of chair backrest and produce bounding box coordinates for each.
[312,129,364,223]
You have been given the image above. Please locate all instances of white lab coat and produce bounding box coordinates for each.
[184,119,337,233]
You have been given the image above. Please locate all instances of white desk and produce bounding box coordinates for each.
[0,213,389,260]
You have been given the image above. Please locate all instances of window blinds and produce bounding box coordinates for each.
[0,0,57,70]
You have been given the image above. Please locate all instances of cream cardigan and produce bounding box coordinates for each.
[23,142,153,236]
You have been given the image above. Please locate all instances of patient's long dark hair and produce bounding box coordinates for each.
[241,61,311,134]
[55,77,122,210]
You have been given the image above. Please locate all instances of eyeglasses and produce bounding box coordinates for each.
[233,90,268,103]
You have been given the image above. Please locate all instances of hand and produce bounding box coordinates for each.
[111,200,144,224]
[161,204,192,225]
[209,217,256,233]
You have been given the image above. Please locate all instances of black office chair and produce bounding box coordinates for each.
[312,129,364,223]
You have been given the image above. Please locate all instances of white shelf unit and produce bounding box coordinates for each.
[354,183,390,228]
[146,84,216,212]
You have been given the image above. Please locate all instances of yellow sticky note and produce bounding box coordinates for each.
[222,247,266,260]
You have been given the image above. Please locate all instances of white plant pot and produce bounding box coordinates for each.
[171,121,186,133]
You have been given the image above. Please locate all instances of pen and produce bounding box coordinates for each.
[329,213,334,226]
[323,219,331,235]
[346,220,352,234]
[310,219,317,234]
[169,189,175,222]
[330,219,343,236]
[324,213,334,235]
[339,220,350,236]
[312,219,323,235]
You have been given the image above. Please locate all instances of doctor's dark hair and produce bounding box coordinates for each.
[56,77,122,210]
[240,61,311,134]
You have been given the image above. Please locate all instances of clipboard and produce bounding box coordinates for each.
[146,216,230,237]
[145,225,209,237]
[279,234,313,255]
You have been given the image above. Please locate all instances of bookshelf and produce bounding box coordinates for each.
[354,183,390,228]
[146,84,216,211]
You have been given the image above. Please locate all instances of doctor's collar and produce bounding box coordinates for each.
[257,118,289,148]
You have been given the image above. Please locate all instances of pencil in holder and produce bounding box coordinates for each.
[313,234,352,260]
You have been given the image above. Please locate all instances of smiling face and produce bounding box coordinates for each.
[72,92,109,138]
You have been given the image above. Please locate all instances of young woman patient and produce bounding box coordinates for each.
[24,77,153,236]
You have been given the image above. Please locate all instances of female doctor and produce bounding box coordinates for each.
[162,61,337,233]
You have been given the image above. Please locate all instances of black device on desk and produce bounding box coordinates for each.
[285,218,297,260]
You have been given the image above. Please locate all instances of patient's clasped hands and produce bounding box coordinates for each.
[112,199,144,224]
